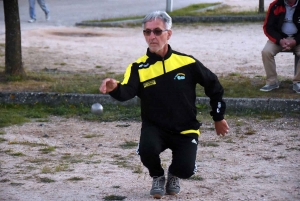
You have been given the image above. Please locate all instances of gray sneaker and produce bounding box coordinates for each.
[150,176,165,199]
[260,82,279,92]
[46,13,50,21]
[28,18,36,23]
[293,82,300,94]
[166,172,180,195]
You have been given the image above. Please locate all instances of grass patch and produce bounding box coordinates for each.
[189,175,205,181]
[0,103,141,128]
[9,141,48,147]
[0,179,10,183]
[26,157,50,164]
[83,134,102,138]
[103,195,127,201]
[55,164,69,172]
[224,138,235,143]
[38,177,55,183]
[0,71,123,94]
[60,153,95,164]
[85,160,102,164]
[119,141,138,149]
[10,182,24,186]
[132,164,143,174]
[169,3,261,16]
[41,163,66,173]
[111,154,136,170]
[0,102,299,130]
[200,141,219,147]
[39,146,56,154]
[244,127,257,135]
[41,166,52,173]
[67,176,84,181]
[1,71,298,100]
[0,137,7,143]
[7,151,25,156]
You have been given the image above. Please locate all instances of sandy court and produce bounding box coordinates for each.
[1,116,299,201]
[13,23,296,78]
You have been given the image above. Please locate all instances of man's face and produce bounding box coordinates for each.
[143,19,171,54]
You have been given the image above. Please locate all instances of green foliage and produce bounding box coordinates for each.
[0,137,7,143]
[169,3,221,16]
[38,177,55,183]
[0,101,298,130]
[26,158,50,164]
[1,70,298,99]
[120,141,138,149]
[39,146,56,154]
[8,141,48,147]
[189,175,205,181]
[103,195,127,200]
[67,177,84,181]
[83,134,100,138]
[200,141,219,147]
[10,151,25,156]
[169,3,260,16]
[196,74,298,99]
[5,75,24,82]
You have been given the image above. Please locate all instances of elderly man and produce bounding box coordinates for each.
[100,11,229,199]
[261,0,300,93]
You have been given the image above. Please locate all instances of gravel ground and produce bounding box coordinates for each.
[0,116,299,201]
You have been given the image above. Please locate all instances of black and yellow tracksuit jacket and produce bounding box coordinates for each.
[109,45,226,136]
[263,0,300,45]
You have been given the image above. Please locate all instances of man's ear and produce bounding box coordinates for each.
[167,29,172,40]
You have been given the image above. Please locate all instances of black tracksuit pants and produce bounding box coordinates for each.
[137,122,198,179]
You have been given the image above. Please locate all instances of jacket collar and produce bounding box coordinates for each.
[284,0,299,7]
[146,44,172,61]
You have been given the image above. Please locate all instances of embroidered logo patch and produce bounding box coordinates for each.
[143,80,156,88]
[139,63,149,68]
[174,73,186,80]
[191,139,198,145]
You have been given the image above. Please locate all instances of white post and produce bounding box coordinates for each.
[166,0,173,12]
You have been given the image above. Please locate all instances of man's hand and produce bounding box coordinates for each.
[280,38,296,51]
[215,119,229,136]
[99,78,118,94]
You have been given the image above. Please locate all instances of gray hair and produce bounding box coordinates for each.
[142,11,172,30]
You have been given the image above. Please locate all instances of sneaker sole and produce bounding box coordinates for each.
[166,191,179,195]
[293,89,300,94]
[151,194,163,199]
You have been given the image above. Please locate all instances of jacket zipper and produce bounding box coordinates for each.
[162,57,166,74]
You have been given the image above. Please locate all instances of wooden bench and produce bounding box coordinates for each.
[280,51,299,75]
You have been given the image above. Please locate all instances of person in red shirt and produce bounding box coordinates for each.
[261,0,300,93]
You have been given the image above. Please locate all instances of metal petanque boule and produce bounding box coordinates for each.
[91,103,103,115]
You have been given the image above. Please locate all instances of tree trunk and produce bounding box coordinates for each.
[3,0,26,77]
[258,0,264,13]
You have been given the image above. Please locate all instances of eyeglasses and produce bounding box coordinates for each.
[143,28,168,36]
